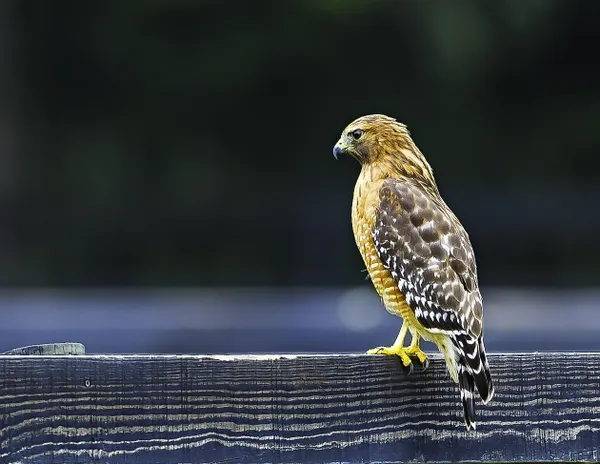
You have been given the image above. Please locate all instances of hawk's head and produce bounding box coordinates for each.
[333,113,435,185]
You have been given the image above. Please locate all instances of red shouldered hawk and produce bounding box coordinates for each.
[334,114,494,430]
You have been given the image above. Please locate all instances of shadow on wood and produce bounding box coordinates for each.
[0,353,598,463]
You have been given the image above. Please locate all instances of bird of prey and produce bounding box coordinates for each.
[334,114,494,430]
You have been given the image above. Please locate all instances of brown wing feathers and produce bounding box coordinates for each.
[372,179,494,428]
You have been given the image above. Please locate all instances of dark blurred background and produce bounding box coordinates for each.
[0,0,599,354]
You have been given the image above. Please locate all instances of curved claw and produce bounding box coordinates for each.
[408,354,429,372]
[366,346,386,355]
[401,360,415,376]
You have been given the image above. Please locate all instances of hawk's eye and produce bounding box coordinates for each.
[351,129,363,140]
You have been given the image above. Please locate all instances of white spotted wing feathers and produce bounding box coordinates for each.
[372,179,494,430]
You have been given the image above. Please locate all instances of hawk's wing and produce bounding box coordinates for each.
[373,178,494,418]
[372,178,483,339]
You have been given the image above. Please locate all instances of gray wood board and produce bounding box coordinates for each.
[0,353,598,463]
[2,343,85,356]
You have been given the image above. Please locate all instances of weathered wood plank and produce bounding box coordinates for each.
[2,343,85,356]
[0,353,598,463]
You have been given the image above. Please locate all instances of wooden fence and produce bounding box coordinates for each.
[0,344,598,463]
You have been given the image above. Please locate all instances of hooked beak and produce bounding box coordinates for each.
[333,141,347,160]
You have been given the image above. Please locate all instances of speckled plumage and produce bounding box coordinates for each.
[335,114,494,430]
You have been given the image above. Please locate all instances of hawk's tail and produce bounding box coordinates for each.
[454,334,494,430]
[457,360,476,430]
[476,337,494,404]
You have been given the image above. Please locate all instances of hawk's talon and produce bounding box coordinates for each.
[401,361,415,376]
[367,345,412,367]
[408,355,429,372]
[366,346,384,355]
[405,345,429,365]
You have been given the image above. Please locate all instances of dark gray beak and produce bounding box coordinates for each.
[333,144,346,160]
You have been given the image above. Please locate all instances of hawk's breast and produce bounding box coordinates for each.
[351,172,425,330]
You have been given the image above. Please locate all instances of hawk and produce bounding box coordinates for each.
[334,114,494,430]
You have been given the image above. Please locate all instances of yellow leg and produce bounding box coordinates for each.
[367,322,412,366]
[405,327,428,364]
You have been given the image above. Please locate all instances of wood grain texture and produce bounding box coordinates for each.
[0,353,598,463]
[2,343,85,356]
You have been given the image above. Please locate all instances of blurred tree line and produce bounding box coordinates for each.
[0,0,599,287]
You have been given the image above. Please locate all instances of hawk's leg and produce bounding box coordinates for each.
[367,322,412,367]
[405,327,429,369]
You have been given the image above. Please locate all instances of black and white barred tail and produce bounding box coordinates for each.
[454,334,494,431]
